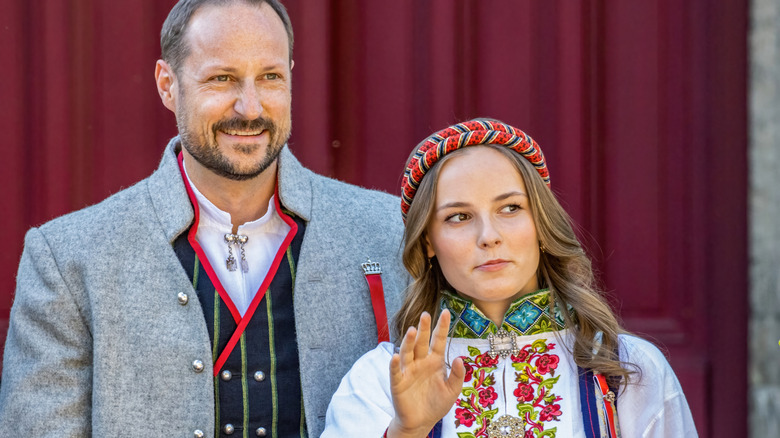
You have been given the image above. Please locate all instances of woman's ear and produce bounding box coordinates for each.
[424,234,435,258]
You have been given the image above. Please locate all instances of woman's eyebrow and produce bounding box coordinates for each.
[493,191,528,202]
[436,191,528,211]
[436,201,470,212]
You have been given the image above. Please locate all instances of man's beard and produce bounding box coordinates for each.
[179,115,291,181]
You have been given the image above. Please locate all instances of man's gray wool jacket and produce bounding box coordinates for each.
[0,138,408,437]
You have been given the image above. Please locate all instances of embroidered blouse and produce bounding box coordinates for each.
[322,289,698,437]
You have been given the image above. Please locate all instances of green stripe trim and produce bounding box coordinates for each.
[300,393,306,437]
[286,247,296,294]
[192,254,200,288]
[266,291,279,437]
[214,375,220,438]
[212,291,220,361]
[213,289,221,435]
[241,333,249,438]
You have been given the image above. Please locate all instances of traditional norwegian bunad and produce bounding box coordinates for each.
[174,153,307,438]
[323,289,697,437]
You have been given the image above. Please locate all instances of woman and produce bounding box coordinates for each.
[323,119,697,437]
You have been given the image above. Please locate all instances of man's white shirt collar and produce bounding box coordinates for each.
[183,161,291,316]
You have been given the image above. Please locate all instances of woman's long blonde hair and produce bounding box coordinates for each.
[393,143,636,382]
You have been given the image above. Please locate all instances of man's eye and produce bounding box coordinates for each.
[264,73,280,80]
[214,75,230,82]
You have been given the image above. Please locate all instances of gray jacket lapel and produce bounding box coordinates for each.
[148,139,308,243]
[147,137,195,244]
[277,145,313,221]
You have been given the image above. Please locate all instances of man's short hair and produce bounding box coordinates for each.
[161,0,294,73]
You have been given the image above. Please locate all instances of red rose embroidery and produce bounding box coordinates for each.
[539,403,562,422]
[478,387,498,407]
[511,349,529,363]
[513,382,535,402]
[475,353,499,368]
[536,354,559,374]
[457,339,563,437]
[455,407,476,428]
[463,360,474,382]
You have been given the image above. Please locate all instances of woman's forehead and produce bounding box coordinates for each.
[434,147,527,202]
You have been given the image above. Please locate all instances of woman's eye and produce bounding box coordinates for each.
[501,204,521,213]
[445,213,469,223]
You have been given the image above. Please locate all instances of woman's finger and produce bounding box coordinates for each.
[429,309,451,357]
[413,312,431,360]
[389,353,402,382]
[446,356,467,394]
[398,326,417,368]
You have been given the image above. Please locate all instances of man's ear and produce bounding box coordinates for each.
[424,233,435,259]
[155,59,177,113]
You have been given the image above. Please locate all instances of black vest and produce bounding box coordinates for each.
[174,213,307,438]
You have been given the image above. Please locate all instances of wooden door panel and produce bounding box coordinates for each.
[0,1,747,436]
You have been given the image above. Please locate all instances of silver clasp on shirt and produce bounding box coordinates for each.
[488,329,520,359]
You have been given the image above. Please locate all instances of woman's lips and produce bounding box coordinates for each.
[476,259,510,272]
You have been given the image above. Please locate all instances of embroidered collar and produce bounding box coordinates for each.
[441,289,568,339]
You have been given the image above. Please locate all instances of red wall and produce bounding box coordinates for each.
[0,1,747,435]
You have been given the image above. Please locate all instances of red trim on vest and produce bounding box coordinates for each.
[364,273,389,343]
[594,374,619,438]
[177,153,298,375]
[178,153,242,322]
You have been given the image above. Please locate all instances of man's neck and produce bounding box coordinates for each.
[182,153,277,234]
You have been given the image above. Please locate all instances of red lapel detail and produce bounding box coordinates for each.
[177,152,299,375]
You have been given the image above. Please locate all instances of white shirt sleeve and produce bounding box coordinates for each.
[615,335,699,437]
[322,342,397,437]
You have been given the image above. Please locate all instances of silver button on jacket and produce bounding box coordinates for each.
[193,430,204,438]
[177,292,189,305]
[253,371,265,382]
[256,427,267,437]
[192,360,204,373]
[220,370,232,381]
[223,423,235,435]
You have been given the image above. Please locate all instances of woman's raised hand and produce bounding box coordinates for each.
[386,310,466,438]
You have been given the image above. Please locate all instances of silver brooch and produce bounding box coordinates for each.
[487,414,525,437]
[224,233,249,273]
[487,329,519,359]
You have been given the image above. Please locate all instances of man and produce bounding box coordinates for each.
[0,0,406,436]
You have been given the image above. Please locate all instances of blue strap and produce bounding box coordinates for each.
[578,367,600,438]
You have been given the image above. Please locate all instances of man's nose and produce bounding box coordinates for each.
[234,84,262,120]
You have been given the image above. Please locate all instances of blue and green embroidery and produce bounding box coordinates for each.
[442,289,568,339]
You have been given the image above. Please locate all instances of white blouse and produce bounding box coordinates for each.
[323,290,697,437]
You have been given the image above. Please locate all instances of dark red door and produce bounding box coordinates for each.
[0,1,746,435]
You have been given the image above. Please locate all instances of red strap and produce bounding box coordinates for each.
[594,374,619,438]
[364,273,389,343]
